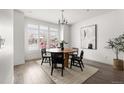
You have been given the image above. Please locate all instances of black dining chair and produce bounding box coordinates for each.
[69,47,79,60]
[51,52,64,76]
[41,48,51,65]
[71,47,79,56]
[70,50,84,71]
[73,47,79,54]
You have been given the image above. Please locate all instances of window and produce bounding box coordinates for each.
[48,27,59,48]
[26,24,59,50]
[27,24,39,50]
[39,25,48,49]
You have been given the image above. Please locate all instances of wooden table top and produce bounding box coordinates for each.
[46,48,77,53]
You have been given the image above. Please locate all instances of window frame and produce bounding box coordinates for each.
[26,24,59,50]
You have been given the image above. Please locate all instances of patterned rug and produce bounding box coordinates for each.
[36,60,99,84]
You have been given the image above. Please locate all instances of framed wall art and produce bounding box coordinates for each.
[0,35,5,49]
[80,24,97,49]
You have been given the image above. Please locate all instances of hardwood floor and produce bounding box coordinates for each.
[14,59,124,84]
[84,59,124,84]
[14,61,55,84]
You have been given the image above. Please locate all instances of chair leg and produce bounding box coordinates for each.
[41,58,44,65]
[45,58,47,62]
[49,57,51,66]
[78,60,83,71]
[72,59,74,65]
[51,63,54,75]
[81,60,84,68]
[70,59,73,69]
[61,64,64,76]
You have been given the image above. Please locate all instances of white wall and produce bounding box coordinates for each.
[0,10,13,83]
[64,25,70,48]
[70,10,124,65]
[14,10,25,65]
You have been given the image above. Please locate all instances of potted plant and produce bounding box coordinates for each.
[60,40,68,50]
[107,34,124,71]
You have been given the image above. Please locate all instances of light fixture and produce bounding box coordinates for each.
[58,10,68,25]
[58,10,68,41]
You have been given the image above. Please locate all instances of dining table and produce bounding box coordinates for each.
[46,48,77,67]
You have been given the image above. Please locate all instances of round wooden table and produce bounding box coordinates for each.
[46,48,77,67]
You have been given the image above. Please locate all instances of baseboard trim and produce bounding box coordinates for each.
[25,58,41,62]
[84,58,112,66]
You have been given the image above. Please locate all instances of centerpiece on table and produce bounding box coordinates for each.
[60,40,68,50]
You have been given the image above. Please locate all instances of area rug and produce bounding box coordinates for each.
[36,60,99,84]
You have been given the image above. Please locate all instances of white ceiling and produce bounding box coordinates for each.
[19,9,116,25]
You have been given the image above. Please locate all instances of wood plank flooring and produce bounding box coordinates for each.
[14,59,124,84]
[84,59,124,84]
[14,61,54,84]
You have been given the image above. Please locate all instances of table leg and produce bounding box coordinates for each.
[64,53,69,67]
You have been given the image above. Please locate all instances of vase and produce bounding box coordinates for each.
[60,42,64,50]
[61,47,64,50]
[113,59,123,71]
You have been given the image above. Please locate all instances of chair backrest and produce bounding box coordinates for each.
[41,48,46,58]
[72,47,79,55]
[80,50,84,60]
[51,52,64,64]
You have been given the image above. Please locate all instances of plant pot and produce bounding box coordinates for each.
[60,42,64,50]
[61,47,64,51]
[113,59,123,71]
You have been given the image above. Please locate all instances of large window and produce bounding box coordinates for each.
[49,27,59,48]
[27,24,39,50]
[39,25,48,49]
[27,24,59,50]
